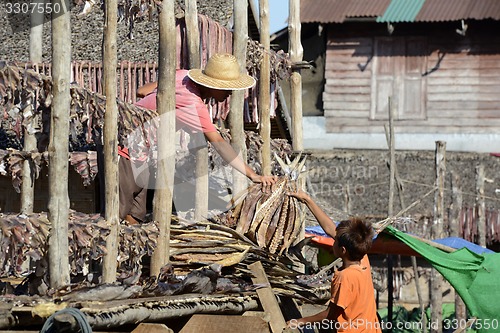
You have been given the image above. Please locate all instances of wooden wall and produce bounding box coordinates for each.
[324,21,500,134]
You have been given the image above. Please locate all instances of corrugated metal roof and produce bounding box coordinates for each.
[377,0,426,22]
[415,0,500,21]
[301,0,500,23]
[301,0,390,23]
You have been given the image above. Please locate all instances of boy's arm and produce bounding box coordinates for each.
[288,190,337,238]
[286,303,342,328]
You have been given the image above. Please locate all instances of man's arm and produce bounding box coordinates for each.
[137,81,158,98]
[204,131,276,187]
[288,190,337,238]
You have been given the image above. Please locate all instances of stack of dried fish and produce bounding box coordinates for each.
[226,153,308,255]
[0,213,328,302]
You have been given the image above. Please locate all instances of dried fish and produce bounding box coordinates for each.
[232,153,308,254]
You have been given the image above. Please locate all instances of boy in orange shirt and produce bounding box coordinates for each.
[287,190,382,333]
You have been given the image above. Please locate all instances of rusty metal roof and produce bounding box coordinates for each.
[415,0,500,21]
[301,0,390,23]
[301,0,500,23]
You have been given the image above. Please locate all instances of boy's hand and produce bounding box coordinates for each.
[287,189,310,203]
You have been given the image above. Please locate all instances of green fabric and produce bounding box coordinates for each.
[385,226,500,332]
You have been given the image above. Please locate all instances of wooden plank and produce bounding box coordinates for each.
[324,77,371,86]
[427,93,500,102]
[324,85,371,94]
[325,62,372,71]
[323,93,370,102]
[428,109,500,119]
[427,59,500,70]
[426,68,500,77]
[324,110,369,118]
[427,100,500,110]
[325,119,500,134]
[325,71,372,80]
[428,76,500,85]
[326,117,500,127]
[248,261,286,333]
[426,85,500,94]
[179,314,269,333]
[133,323,174,333]
[324,101,370,111]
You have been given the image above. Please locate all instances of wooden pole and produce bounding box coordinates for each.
[451,171,467,323]
[258,0,271,176]
[102,0,119,283]
[48,0,71,289]
[384,122,427,333]
[475,164,486,247]
[288,0,303,151]
[22,0,46,213]
[431,140,446,333]
[387,97,395,331]
[151,0,176,277]
[229,0,249,197]
[185,0,207,222]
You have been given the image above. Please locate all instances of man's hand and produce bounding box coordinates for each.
[250,174,278,192]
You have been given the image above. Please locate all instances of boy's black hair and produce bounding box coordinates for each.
[335,218,374,261]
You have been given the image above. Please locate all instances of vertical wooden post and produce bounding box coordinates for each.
[151,0,176,277]
[258,0,271,176]
[431,140,446,333]
[450,171,466,323]
[185,0,207,222]
[48,0,71,289]
[229,0,249,197]
[22,0,46,213]
[475,164,486,247]
[387,97,395,331]
[288,0,303,151]
[384,118,426,333]
[102,0,119,283]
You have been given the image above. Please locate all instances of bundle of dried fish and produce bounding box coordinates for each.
[246,39,292,83]
[229,153,308,255]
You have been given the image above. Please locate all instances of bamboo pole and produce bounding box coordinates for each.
[102,0,119,283]
[185,0,207,222]
[475,164,486,247]
[451,171,467,323]
[48,0,71,289]
[431,140,446,333]
[22,0,46,213]
[387,97,395,331]
[384,122,427,333]
[229,0,249,197]
[258,0,271,176]
[151,0,176,277]
[288,0,303,151]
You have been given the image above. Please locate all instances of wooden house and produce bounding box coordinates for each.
[273,0,500,152]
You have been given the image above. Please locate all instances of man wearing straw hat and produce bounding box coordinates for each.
[120,53,277,224]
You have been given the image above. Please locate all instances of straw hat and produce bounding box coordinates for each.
[187,53,256,91]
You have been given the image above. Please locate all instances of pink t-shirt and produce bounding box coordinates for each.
[135,69,217,134]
